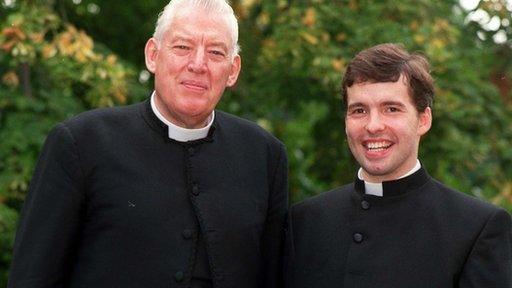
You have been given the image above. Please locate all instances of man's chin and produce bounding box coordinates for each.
[360,163,396,181]
[174,109,212,128]
[176,103,210,117]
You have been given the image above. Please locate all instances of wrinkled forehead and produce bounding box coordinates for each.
[166,7,235,44]
[168,13,233,48]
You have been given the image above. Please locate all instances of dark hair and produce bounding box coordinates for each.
[341,43,434,112]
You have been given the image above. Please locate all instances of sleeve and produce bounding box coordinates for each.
[261,142,289,288]
[458,208,512,287]
[8,123,86,287]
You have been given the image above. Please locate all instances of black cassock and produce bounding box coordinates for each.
[9,99,288,288]
[286,167,512,288]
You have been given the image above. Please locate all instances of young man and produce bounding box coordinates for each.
[286,43,511,287]
[8,1,288,287]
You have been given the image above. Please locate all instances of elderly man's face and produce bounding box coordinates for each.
[145,9,240,128]
[345,76,431,182]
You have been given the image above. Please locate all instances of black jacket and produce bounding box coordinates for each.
[286,167,512,288]
[9,99,288,288]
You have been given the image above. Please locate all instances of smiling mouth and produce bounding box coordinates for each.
[364,141,393,152]
[181,81,208,91]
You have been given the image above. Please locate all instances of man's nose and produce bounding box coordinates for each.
[187,48,207,73]
[365,112,385,133]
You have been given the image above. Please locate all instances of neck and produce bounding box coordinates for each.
[360,159,421,183]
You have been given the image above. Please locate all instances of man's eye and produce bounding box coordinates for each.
[174,45,189,50]
[348,108,366,116]
[209,50,225,56]
[387,107,400,112]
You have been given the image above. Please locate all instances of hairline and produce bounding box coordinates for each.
[153,0,240,59]
[342,47,433,113]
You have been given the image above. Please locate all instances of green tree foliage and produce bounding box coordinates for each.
[227,0,512,207]
[1,0,511,284]
[0,204,17,285]
[56,0,169,68]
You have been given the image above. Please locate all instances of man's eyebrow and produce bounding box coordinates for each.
[347,102,366,110]
[207,41,229,51]
[381,101,406,107]
[167,36,229,51]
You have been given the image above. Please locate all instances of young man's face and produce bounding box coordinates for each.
[144,8,241,128]
[345,76,432,182]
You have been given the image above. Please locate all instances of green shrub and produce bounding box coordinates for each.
[0,203,18,285]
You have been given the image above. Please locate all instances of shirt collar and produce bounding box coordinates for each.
[150,91,214,142]
[357,159,422,197]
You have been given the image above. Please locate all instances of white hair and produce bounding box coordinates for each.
[153,0,240,56]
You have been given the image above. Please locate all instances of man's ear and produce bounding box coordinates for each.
[226,54,241,87]
[418,107,432,136]
[144,38,158,73]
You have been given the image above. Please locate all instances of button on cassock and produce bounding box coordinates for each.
[353,233,363,243]
[182,229,193,239]
[361,200,370,210]
[192,185,200,196]
[174,271,184,282]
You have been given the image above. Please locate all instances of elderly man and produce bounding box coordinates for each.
[8,1,288,287]
[285,43,512,287]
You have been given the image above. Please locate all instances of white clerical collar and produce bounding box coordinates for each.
[150,92,214,142]
[357,159,421,197]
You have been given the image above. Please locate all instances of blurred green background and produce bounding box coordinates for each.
[1,0,512,284]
